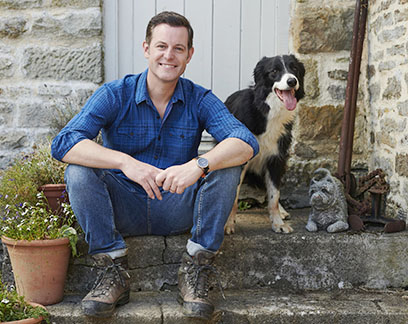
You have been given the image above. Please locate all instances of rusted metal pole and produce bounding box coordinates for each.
[337,0,368,193]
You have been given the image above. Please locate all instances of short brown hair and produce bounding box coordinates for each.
[145,11,194,49]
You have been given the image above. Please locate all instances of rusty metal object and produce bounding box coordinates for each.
[337,0,368,192]
[336,0,405,232]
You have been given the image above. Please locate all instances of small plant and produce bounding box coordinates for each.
[0,280,49,323]
[238,200,252,211]
[0,192,79,257]
[0,142,66,210]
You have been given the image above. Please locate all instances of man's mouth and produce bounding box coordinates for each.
[275,88,297,111]
[159,63,176,68]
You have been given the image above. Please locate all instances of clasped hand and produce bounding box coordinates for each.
[123,159,202,200]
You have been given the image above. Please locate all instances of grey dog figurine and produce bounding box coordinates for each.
[306,168,349,233]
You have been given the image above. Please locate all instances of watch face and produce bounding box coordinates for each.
[197,157,209,168]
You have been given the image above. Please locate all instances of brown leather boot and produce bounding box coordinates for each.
[82,253,130,317]
[177,250,221,320]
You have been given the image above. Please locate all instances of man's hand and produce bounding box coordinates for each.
[155,159,203,194]
[121,159,163,200]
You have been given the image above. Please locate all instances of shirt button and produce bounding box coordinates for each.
[158,135,161,140]
[154,155,158,160]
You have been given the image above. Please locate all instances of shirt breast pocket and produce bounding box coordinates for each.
[167,127,198,162]
[115,126,150,154]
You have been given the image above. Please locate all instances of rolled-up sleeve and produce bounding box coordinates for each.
[51,84,117,161]
[198,91,259,157]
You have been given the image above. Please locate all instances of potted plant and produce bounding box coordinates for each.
[0,142,68,214]
[0,193,79,306]
[0,279,49,323]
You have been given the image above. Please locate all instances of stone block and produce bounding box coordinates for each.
[51,0,101,8]
[297,105,343,141]
[328,69,348,81]
[378,26,406,43]
[395,8,408,23]
[379,61,397,71]
[395,153,408,177]
[327,84,346,101]
[0,55,13,78]
[22,45,103,82]
[303,58,319,100]
[32,9,102,37]
[17,101,53,127]
[383,76,402,99]
[38,83,73,97]
[0,130,28,150]
[292,6,354,53]
[0,16,27,38]
[0,100,14,126]
[0,0,42,9]
[398,100,408,116]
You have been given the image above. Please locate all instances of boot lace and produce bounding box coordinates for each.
[187,263,226,300]
[91,263,127,297]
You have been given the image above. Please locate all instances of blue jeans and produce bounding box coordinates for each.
[65,164,242,255]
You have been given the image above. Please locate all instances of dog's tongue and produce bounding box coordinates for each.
[282,90,297,111]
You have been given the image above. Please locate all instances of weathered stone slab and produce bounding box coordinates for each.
[22,45,103,82]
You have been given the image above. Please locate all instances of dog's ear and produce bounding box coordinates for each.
[253,56,269,84]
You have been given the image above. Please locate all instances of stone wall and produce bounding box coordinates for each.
[367,0,408,217]
[286,0,408,218]
[281,0,371,208]
[0,0,102,166]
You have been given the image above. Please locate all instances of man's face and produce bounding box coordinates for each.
[143,24,194,85]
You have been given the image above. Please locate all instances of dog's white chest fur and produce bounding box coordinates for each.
[247,94,295,175]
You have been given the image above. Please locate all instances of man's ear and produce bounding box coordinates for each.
[186,46,194,64]
[143,41,150,58]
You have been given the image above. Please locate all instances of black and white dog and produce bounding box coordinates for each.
[224,54,305,234]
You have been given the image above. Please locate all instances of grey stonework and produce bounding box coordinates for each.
[0,0,102,166]
[22,45,103,82]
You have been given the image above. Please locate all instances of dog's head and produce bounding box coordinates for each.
[253,55,305,111]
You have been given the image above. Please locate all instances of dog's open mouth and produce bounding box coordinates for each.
[275,89,297,111]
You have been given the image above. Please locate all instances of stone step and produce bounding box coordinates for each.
[65,209,408,294]
[47,288,408,323]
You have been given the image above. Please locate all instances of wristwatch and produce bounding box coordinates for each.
[195,157,210,176]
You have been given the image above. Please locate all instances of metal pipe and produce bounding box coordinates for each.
[337,0,368,193]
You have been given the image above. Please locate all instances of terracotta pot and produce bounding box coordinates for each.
[0,302,46,324]
[2,236,70,306]
[38,184,69,214]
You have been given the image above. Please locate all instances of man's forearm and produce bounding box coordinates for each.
[200,138,254,172]
[61,139,131,171]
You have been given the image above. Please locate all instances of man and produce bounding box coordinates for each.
[52,11,258,320]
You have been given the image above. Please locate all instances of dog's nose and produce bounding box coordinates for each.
[287,78,297,87]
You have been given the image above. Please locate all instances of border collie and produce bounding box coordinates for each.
[224,54,305,234]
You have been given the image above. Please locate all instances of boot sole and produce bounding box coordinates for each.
[82,290,130,318]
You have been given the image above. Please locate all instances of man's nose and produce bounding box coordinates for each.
[164,48,174,59]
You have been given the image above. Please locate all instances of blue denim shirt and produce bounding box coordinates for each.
[52,69,259,179]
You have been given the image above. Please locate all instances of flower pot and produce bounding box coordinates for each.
[38,184,69,214]
[0,302,46,324]
[1,236,70,306]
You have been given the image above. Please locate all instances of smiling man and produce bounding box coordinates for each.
[51,11,258,320]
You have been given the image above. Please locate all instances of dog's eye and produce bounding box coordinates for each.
[270,69,278,76]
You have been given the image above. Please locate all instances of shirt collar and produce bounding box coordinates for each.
[135,68,185,106]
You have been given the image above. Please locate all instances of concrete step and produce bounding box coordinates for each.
[65,209,408,294]
[47,288,408,323]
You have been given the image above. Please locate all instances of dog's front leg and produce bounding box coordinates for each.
[266,174,293,233]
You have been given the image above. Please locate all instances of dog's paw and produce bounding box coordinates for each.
[272,222,293,233]
[224,222,235,235]
[278,204,290,220]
